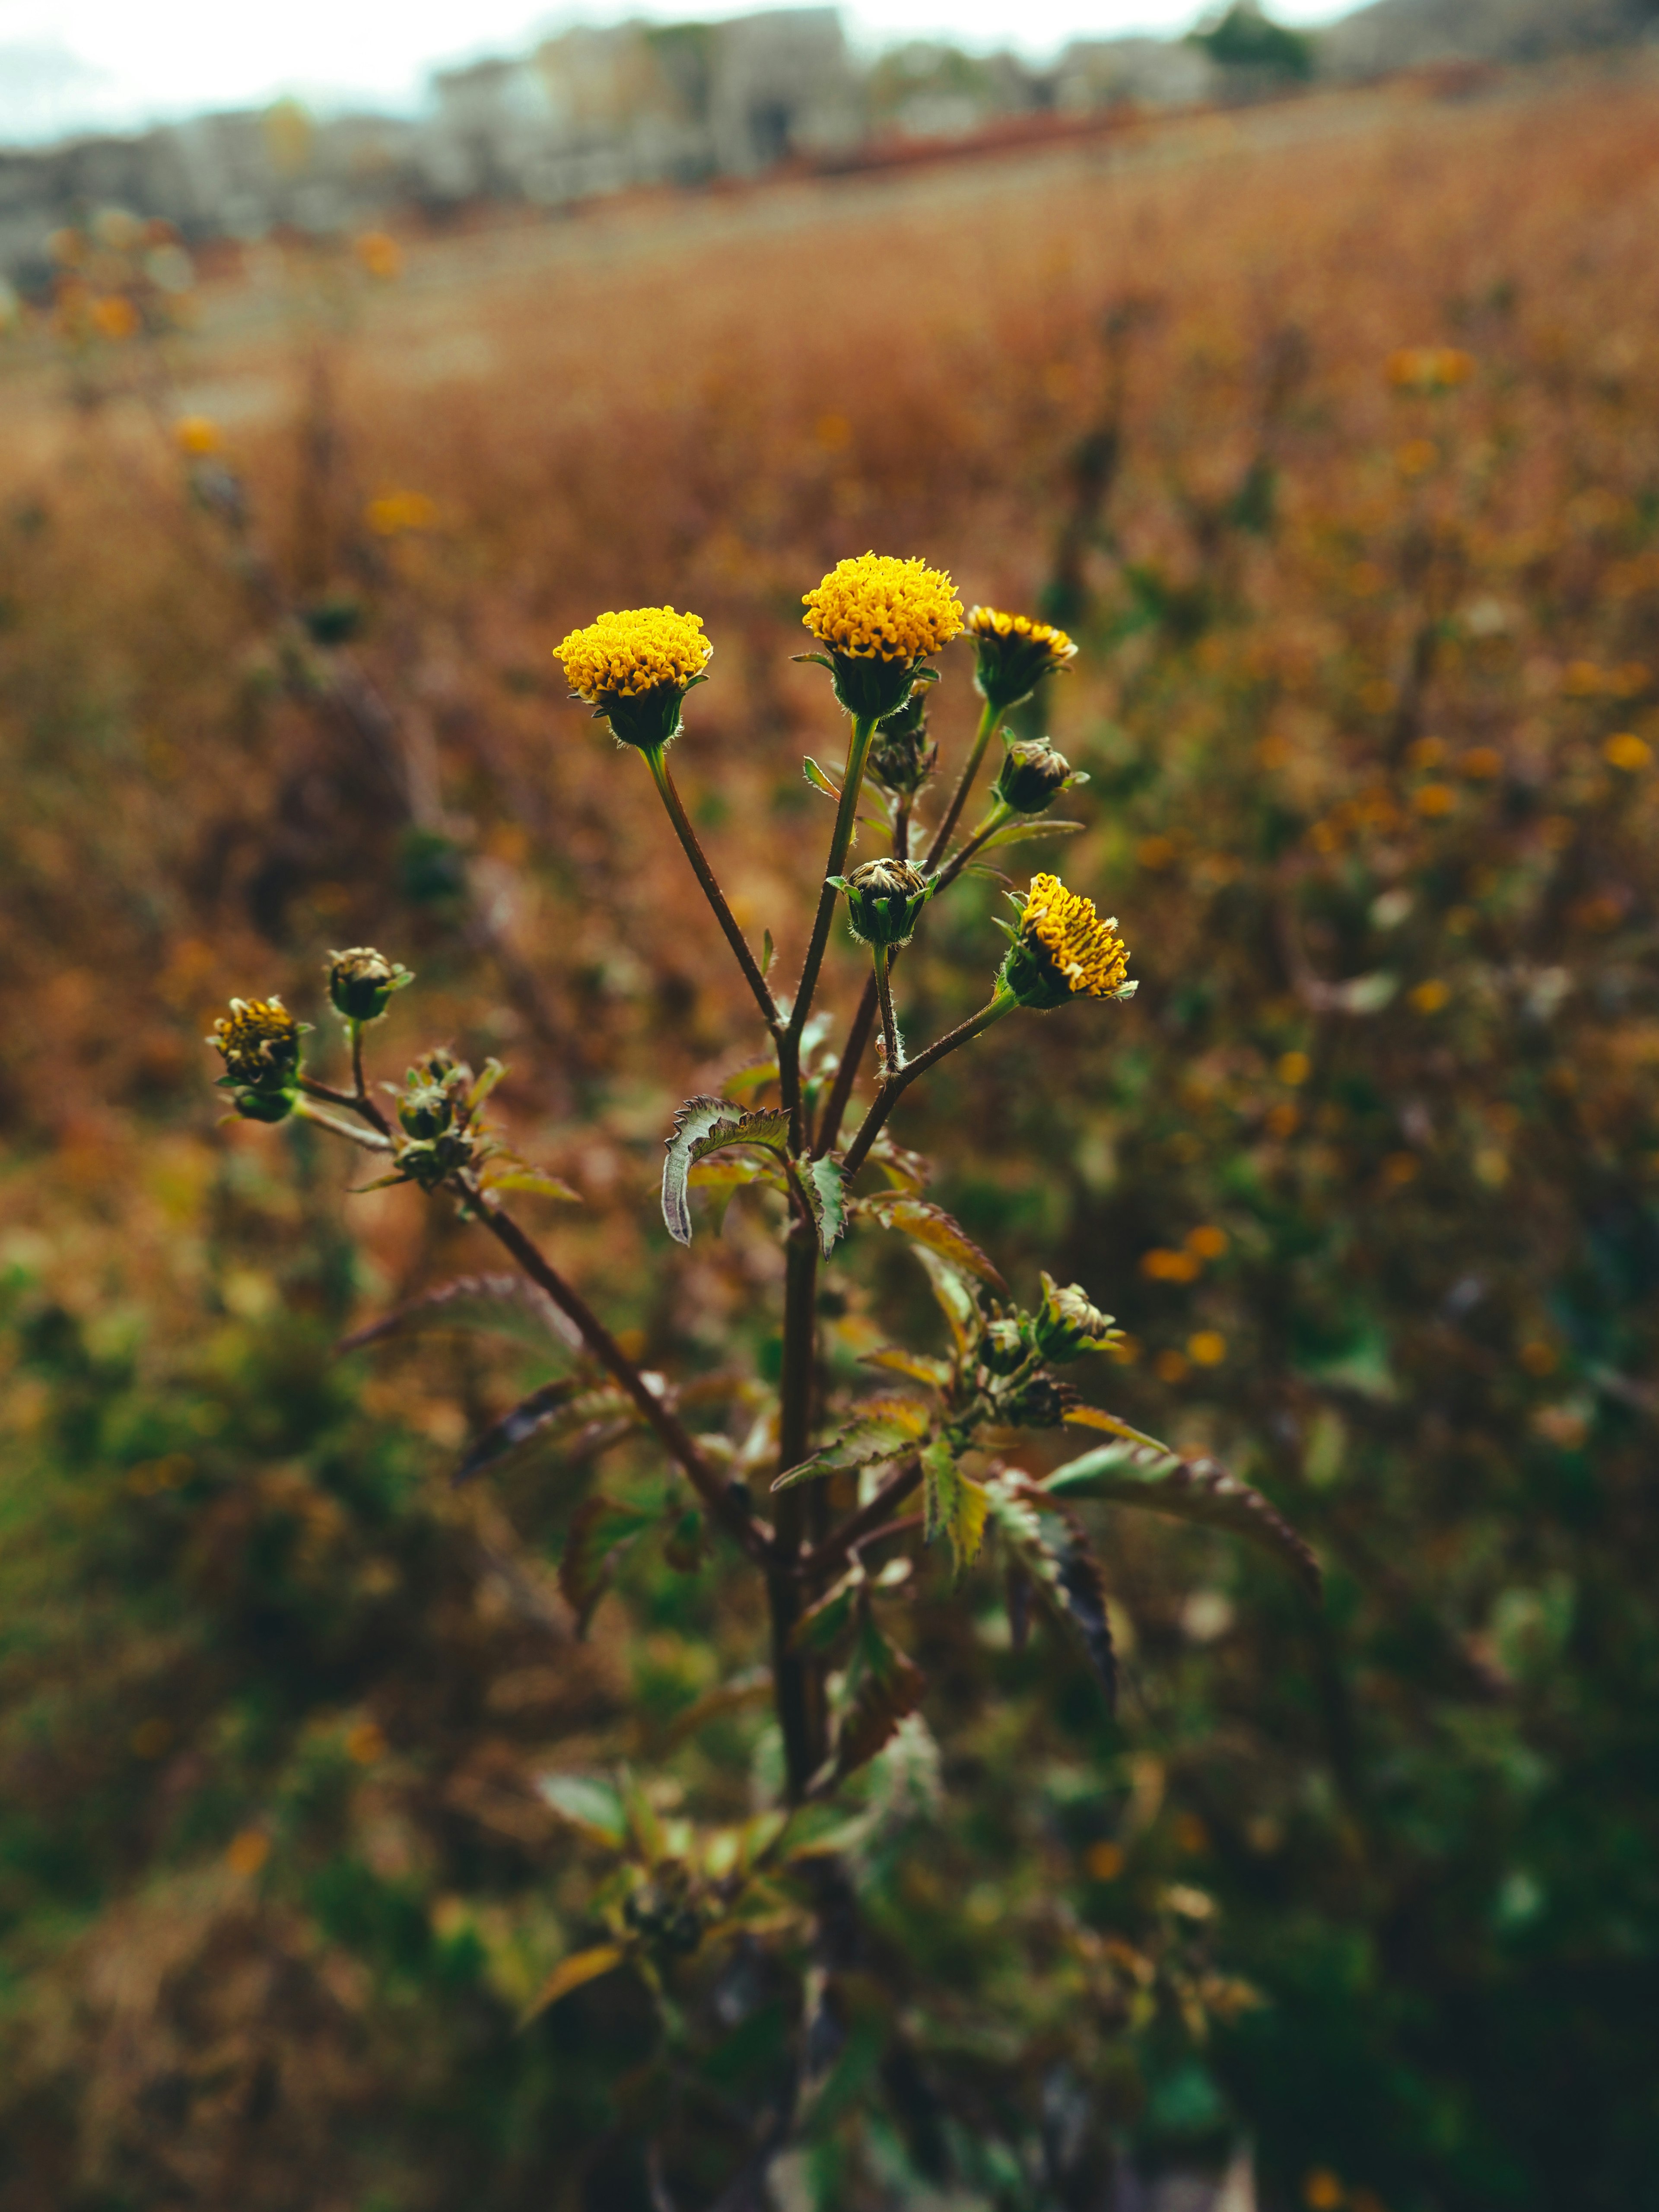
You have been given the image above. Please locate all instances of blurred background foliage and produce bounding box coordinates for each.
[1,66,1658,2212]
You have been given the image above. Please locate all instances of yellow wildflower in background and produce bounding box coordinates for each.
[554,607,713,749]
[174,415,222,457]
[1001,872,1134,1009]
[1386,345,1474,393]
[366,490,439,537]
[354,230,402,280]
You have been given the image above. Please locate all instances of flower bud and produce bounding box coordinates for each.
[327,946,412,1023]
[999,874,1135,1012]
[868,690,938,795]
[977,1316,1030,1376]
[232,1087,295,1123]
[399,1083,453,1140]
[995,1370,1079,1428]
[966,607,1077,714]
[828,858,934,948]
[208,996,303,1095]
[993,737,1082,816]
[1033,1272,1122,1362]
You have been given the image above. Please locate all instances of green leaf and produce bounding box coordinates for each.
[802,756,842,799]
[862,1346,953,1391]
[910,1244,981,1363]
[522,1943,628,2024]
[979,817,1087,849]
[789,1566,864,1655]
[1044,1435,1321,1597]
[835,1601,925,1780]
[771,1397,932,1490]
[467,1057,508,1113]
[559,1495,660,1632]
[802,1155,848,1256]
[861,1192,1007,1292]
[336,1273,578,1360]
[761,928,775,977]
[687,1152,785,1234]
[868,1137,931,1193]
[483,1166,583,1202]
[920,1435,989,1572]
[455,1382,643,1486]
[538,1772,628,1847]
[663,1097,791,1246]
[985,1471,1115,1704]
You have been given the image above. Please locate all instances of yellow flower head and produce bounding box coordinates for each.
[365,489,439,537]
[803,553,963,662]
[554,607,713,749]
[208,995,302,1093]
[966,605,1077,711]
[1001,873,1134,1010]
[174,414,222,458]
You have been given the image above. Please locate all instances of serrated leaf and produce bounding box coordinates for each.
[484,1166,582,1202]
[663,1097,791,1246]
[522,1943,627,2024]
[721,1056,781,1104]
[336,1273,579,1359]
[862,1192,1006,1292]
[538,1772,628,1847]
[868,1136,931,1194]
[802,755,842,799]
[455,1382,643,1486]
[985,1472,1115,1704]
[467,1057,507,1113]
[911,1244,980,1363]
[920,1435,989,1573]
[772,1397,932,1490]
[979,817,1088,849]
[559,1495,659,1633]
[1044,1436,1321,1597]
[862,1346,953,1390]
[687,1152,786,1234]
[789,1567,864,1656]
[835,1601,925,1780]
[802,1155,848,1255]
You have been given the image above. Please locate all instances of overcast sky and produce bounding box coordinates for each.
[0,0,1348,144]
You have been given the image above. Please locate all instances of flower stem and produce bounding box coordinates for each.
[294,1094,391,1150]
[773,1217,826,1796]
[935,798,1014,893]
[784,713,878,1065]
[645,744,782,1038]
[840,987,1017,1180]
[461,1175,772,1567]
[924,697,1005,868]
[873,942,902,1074]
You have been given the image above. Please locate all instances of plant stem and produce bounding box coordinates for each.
[813,711,1007,1155]
[840,988,1017,1181]
[772,1219,826,1797]
[797,1455,925,1579]
[294,1095,391,1149]
[923,697,1004,869]
[934,798,1014,894]
[872,943,902,1074]
[645,744,782,1038]
[461,1176,772,1566]
[782,713,878,1133]
[348,1020,390,1133]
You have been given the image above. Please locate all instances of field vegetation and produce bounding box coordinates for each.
[2,66,1658,2212]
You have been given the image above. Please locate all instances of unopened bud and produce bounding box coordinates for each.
[327,946,412,1022]
[1033,1272,1121,1362]
[829,858,934,948]
[977,1316,1030,1376]
[399,1083,453,1141]
[994,737,1083,816]
[868,690,939,795]
[995,1370,1079,1428]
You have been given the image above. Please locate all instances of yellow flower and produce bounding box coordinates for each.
[174,414,221,457]
[208,995,302,1093]
[1001,873,1134,1010]
[803,553,963,661]
[366,489,439,537]
[554,606,713,750]
[966,604,1077,710]
[354,230,402,280]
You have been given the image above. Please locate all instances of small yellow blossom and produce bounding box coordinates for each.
[1187,1331,1227,1367]
[1605,731,1653,772]
[209,996,302,1093]
[91,293,139,341]
[965,604,1077,711]
[802,553,963,663]
[1003,873,1134,1010]
[556,606,712,701]
[366,490,439,537]
[1410,979,1450,1014]
[354,230,402,280]
[1386,346,1474,393]
[174,414,222,457]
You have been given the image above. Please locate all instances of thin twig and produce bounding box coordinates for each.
[840,992,1015,1180]
[922,697,1003,870]
[796,1456,925,1579]
[293,1097,392,1150]
[646,745,782,1038]
[873,944,902,1075]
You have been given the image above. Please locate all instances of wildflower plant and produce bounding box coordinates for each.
[208,555,1316,2174]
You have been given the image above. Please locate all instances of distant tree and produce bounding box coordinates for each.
[1192,1,1314,81]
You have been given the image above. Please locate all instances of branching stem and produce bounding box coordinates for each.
[840,988,1017,1180]
[294,1094,392,1150]
[645,744,782,1040]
